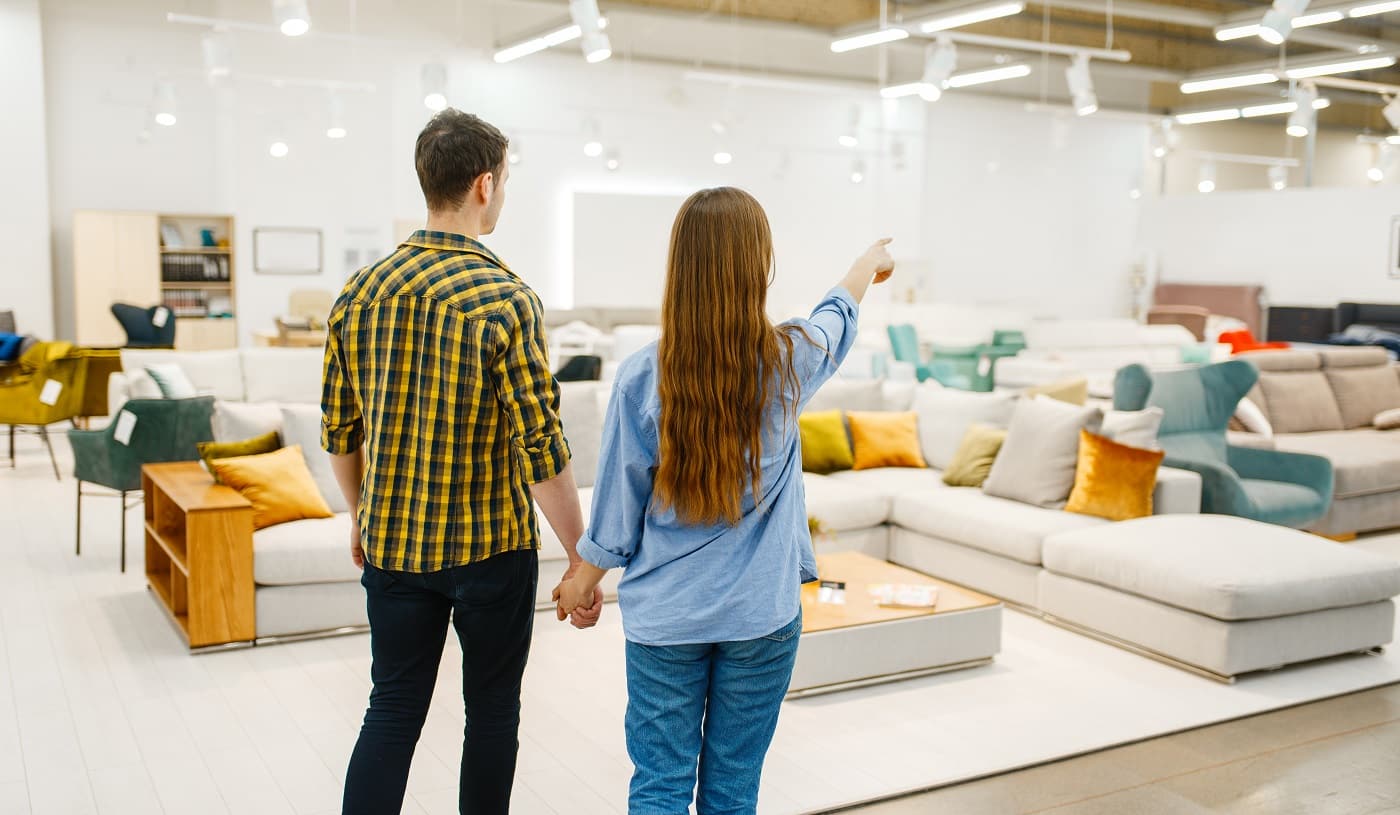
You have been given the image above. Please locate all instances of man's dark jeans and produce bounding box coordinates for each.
[342,549,538,815]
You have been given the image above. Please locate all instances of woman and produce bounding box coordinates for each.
[554,186,893,813]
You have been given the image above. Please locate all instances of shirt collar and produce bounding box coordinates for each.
[403,230,510,270]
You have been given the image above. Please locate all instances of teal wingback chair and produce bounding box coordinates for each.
[1113,361,1333,528]
[67,396,216,572]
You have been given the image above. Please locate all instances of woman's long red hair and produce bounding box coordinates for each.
[654,187,803,526]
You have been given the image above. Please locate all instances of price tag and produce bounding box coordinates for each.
[152,306,170,328]
[113,410,137,446]
[39,379,63,406]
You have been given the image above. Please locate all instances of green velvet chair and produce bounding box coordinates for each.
[1113,360,1333,528]
[887,324,938,384]
[68,396,216,572]
[0,341,90,480]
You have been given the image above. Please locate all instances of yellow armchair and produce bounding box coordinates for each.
[0,341,90,479]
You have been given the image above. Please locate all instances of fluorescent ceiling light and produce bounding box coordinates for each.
[1285,55,1397,79]
[1180,72,1278,94]
[1176,108,1242,124]
[1387,135,1400,144]
[945,63,1031,88]
[919,1,1025,33]
[1216,23,1262,41]
[881,81,937,99]
[1292,9,1346,25]
[1241,101,1298,117]
[493,17,608,63]
[831,27,909,53]
[1351,0,1400,16]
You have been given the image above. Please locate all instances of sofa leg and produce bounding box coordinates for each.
[119,490,127,574]
[75,480,83,556]
[7,425,13,468]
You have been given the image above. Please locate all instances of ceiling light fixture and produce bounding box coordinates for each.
[201,31,232,80]
[830,27,909,54]
[326,95,347,139]
[1351,0,1400,15]
[918,1,1026,33]
[272,0,310,37]
[569,0,611,63]
[1287,84,1318,136]
[881,82,936,99]
[1385,96,1400,131]
[1269,164,1289,189]
[945,62,1031,88]
[850,160,866,184]
[605,149,620,172]
[1215,23,1263,41]
[1065,54,1098,116]
[508,138,522,165]
[269,139,289,158]
[1388,134,1400,145]
[1260,0,1310,44]
[1242,101,1299,117]
[152,80,177,127]
[1368,163,1385,181]
[422,63,448,112]
[1180,72,1279,94]
[713,150,733,165]
[1292,9,1346,25]
[1198,162,1217,193]
[839,104,861,148]
[1176,108,1242,124]
[1285,55,1397,79]
[493,18,610,64]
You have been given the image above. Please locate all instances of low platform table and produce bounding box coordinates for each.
[789,551,1002,697]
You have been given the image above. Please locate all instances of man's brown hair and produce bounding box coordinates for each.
[414,109,509,212]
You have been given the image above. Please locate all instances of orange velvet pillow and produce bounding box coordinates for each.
[209,445,335,530]
[846,411,928,470]
[1065,430,1165,521]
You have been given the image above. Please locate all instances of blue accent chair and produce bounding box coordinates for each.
[1113,360,1334,528]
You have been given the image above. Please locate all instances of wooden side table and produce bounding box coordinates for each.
[142,461,255,649]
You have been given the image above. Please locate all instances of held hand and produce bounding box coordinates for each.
[568,585,605,630]
[349,524,364,570]
[853,238,895,284]
[551,577,595,622]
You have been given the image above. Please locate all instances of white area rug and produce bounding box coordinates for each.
[3,442,1398,815]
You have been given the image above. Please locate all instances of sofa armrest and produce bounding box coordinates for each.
[1161,455,1251,516]
[1152,466,1202,514]
[1227,445,1334,504]
[1227,430,1275,450]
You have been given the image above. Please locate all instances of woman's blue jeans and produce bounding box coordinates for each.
[624,612,802,815]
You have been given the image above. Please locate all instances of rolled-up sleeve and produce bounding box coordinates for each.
[576,383,654,571]
[788,286,860,404]
[320,305,365,454]
[491,288,571,485]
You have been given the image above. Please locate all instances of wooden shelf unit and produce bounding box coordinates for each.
[71,210,239,349]
[142,462,255,649]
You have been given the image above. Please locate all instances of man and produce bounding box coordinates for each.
[322,109,604,815]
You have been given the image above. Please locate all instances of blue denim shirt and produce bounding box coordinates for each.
[576,287,859,646]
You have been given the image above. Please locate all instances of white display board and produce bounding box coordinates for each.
[572,191,685,308]
[254,227,322,275]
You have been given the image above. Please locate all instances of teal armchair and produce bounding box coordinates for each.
[68,396,215,571]
[1113,361,1333,528]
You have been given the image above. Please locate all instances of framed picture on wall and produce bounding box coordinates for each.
[254,227,322,275]
[1391,216,1400,279]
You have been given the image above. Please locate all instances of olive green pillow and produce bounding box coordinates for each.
[198,431,282,481]
[799,410,855,474]
[941,424,1008,487]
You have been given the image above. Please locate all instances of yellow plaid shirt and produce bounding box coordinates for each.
[321,231,570,572]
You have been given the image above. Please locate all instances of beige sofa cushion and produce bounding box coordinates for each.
[828,466,948,498]
[1272,430,1400,499]
[891,487,1105,565]
[803,473,892,532]
[1257,371,1345,433]
[1042,515,1400,621]
[1325,365,1400,429]
[253,513,361,585]
[983,396,1102,508]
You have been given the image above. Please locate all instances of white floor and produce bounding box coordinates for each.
[3,439,1400,815]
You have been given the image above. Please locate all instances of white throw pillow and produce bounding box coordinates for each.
[214,401,283,443]
[1375,408,1400,430]
[1234,397,1273,439]
[280,405,350,514]
[144,364,198,399]
[1101,407,1164,450]
[911,387,1017,470]
[983,395,1103,508]
[125,369,165,401]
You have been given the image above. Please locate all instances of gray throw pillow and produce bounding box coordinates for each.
[983,396,1103,508]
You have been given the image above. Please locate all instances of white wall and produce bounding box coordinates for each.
[0,0,54,338]
[1136,186,1400,305]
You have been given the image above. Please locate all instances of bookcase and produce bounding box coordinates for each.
[72,211,239,350]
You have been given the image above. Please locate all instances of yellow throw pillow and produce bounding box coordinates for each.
[1025,378,1090,406]
[209,445,335,530]
[197,431,282,482]
[942,424,1008,487]
[847,411,927,470]
[1065,430,1165,521]
[799,410,855,474]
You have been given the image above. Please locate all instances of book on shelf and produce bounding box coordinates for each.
[161,253,229,283]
